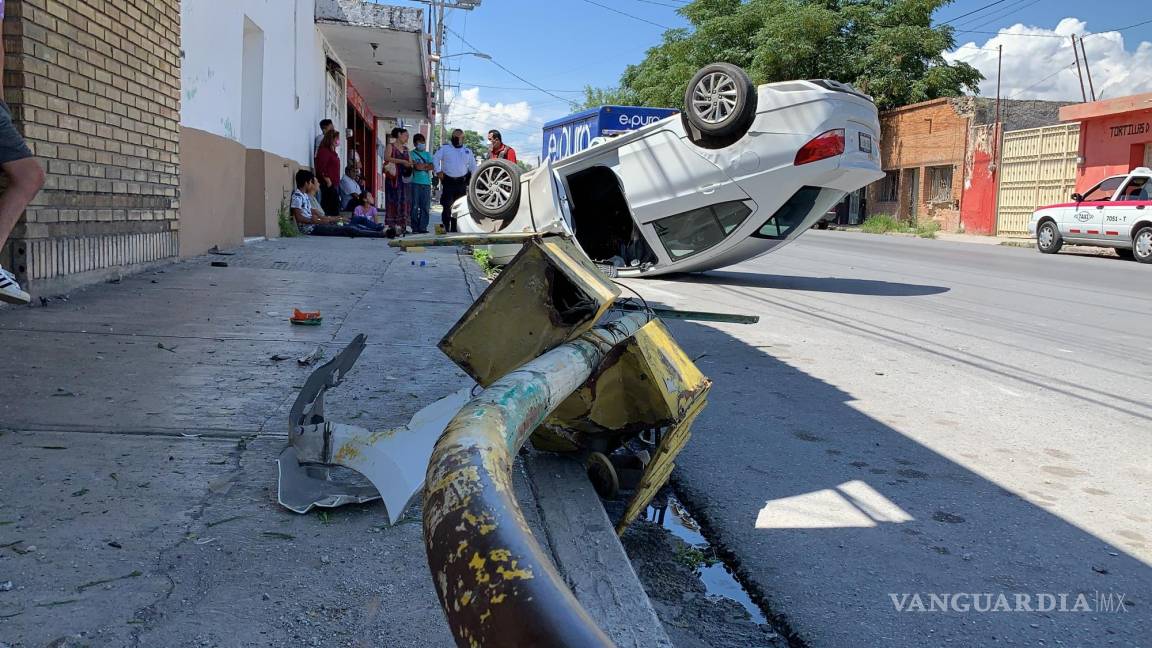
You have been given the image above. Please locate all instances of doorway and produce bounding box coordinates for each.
[563,166,657,267]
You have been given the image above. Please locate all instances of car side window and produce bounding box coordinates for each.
[1116,176,1150,201]
[653,201,752,260]
[1081,177,1125,202]
[754,186,845,239]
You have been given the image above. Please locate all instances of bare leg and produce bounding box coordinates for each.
[0,157,45,250]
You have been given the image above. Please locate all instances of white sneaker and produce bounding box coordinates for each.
[0,265,30,305]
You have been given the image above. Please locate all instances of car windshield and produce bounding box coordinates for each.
[653,201,752,260]
[753,186,845,239]
[1081,177,1124,202]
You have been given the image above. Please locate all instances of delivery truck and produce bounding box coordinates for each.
[542,105,679,162]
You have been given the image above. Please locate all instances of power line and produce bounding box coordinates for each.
[579,0,673,29]
[939,0,1013,25]
[458,82,585,93]
[961,0,1043,31]
[1005,62,1076,100]
[446,27,574,103]
[956,16,1152,38]
[628,0,685,8]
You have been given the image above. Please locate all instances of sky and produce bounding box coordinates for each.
[375,1,1152,161]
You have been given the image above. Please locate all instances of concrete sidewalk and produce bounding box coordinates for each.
[0,237,667,647]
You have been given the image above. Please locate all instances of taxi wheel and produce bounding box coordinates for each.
[1036,221,1062,254]
[1133,226,1152,264]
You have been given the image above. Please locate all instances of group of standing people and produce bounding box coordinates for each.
[309,118,519,238]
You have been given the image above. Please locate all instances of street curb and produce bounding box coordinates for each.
[524,453,675,648]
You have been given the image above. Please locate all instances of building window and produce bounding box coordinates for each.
[878,171,899,203]
[927,165,954,204]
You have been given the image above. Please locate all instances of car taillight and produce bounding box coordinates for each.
[794,129,845,166]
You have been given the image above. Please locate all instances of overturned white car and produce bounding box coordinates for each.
[455,63,884,277]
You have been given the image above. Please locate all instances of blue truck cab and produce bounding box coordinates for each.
[542,106,679,162]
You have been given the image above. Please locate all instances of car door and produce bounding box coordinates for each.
[613,129,750,225]
[1104,175,1150,244]
[1066,176,1125,240]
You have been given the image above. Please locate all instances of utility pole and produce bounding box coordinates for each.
[1071,35,1087,103]
[436,0,446,150]
[993,44,1002,167]
[422,0,482,150]
[1079,36,1097,102]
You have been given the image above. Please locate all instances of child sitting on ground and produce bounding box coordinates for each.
[349,193,385,232]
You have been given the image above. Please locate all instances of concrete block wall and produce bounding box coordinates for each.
[3,0,181,295]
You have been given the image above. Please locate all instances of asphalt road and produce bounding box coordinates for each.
[623,232,1151,647]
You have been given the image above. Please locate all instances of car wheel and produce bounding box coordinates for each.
[683,63,757,141]
[1036,221,1063,254]
[467,159,522,222]
[1133,226,1152,263]
[1115,247,1135,260]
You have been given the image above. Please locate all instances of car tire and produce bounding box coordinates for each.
[1115,247,1135,260]
[467,159,522,222]
[683,63,757,142]
[1133,226,1152,263]
[1036,221,1063,254]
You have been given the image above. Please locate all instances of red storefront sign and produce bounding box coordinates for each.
[347,80,376,124]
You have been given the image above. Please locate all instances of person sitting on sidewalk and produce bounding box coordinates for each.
[349,193,384,232]
[338,164,362,212]
[290,170,342,235]
[292,170,394,239]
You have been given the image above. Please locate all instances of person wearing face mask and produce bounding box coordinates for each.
[433,128,477,233]
[408,133,435,234]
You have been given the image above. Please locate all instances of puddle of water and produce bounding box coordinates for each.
[648,495,767,625]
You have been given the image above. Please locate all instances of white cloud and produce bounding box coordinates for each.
[444,87,567,162]
[946,18,1152,101]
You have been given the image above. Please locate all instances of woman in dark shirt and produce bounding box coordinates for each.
[314,130,343,216]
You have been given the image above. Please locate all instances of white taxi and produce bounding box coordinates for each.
[1029,168,1152,263]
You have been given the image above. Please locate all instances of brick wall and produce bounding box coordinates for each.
[3,0,180,292]
[869,99,966,229]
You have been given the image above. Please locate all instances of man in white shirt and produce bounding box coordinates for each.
[434,128,477,232]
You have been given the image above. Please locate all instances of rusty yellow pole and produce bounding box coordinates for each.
[423,313,648,648]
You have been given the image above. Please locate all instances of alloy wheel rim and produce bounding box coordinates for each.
[692,71,739,124]
[1039,225,1054,248]
[476,166,514,211]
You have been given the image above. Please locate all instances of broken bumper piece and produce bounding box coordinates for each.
[276,333,472,523]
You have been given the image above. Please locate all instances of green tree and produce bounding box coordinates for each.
[610,0,981,111]
[434,126,489,159]
[573,84,639,110]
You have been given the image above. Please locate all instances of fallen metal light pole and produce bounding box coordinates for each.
[423,313,648,648]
